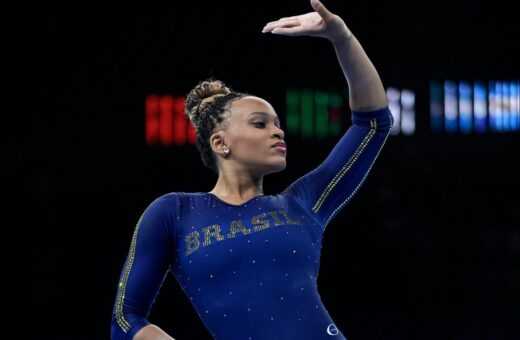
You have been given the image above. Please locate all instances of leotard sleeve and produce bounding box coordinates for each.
[282,106,393,229]
[111,195,177,340]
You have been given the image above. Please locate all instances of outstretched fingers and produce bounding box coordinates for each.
[262,19,301,33]
[261,1,343,40]
[269,26,306,35]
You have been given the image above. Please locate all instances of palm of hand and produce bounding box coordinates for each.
[262,10,346,42]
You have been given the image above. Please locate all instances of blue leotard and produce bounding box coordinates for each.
[112,106,393,339]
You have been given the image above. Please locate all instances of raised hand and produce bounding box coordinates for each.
[261,0,349,44]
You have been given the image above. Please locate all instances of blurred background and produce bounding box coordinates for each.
[3,1,519,339]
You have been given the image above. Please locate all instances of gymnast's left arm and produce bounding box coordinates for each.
[265,0,393,228]
[262,0,388,112]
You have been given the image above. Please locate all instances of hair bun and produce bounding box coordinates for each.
[185,78,232,124]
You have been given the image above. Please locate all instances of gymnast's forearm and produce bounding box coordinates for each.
[331,25,388,112]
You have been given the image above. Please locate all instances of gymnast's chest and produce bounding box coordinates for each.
[172,203,323,282]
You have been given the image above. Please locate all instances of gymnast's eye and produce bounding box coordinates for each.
[253,122,266,128]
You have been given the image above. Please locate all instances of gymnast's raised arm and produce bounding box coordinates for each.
[262,0,388,111]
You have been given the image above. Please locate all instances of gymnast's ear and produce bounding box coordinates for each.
[210,132,228,155]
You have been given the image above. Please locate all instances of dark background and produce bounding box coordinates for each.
[4,1,519,339]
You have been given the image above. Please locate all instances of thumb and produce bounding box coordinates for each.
[310,0,333,19]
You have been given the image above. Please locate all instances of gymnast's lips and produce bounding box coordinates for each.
[272,142,287,153]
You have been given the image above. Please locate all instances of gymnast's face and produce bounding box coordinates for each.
[212,96,287,176]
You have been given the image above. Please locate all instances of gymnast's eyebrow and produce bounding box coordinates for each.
[248,112,280,124]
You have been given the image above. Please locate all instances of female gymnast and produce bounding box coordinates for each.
[112,0,392,338]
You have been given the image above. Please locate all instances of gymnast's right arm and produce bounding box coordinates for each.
[111,196,176,340]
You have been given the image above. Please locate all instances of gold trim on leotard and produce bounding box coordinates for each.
[323,116,392,226]
[115,212,145,332]
[312,118,377,214]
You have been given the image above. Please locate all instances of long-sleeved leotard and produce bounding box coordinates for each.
[111,106,393,340]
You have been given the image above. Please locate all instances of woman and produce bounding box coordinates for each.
[111,0,392,339]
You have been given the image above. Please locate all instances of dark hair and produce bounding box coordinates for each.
[185,78,249,173]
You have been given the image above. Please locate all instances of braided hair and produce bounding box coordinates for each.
[185,78,249,173]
